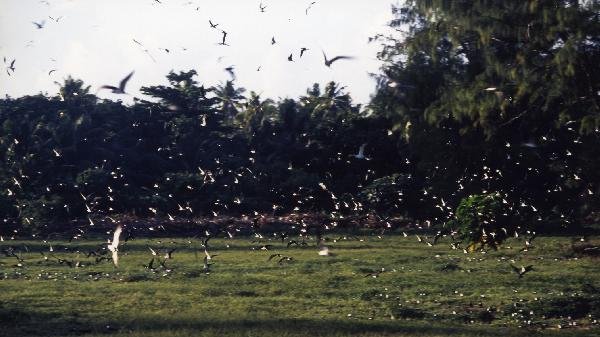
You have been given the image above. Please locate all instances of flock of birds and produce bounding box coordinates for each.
[4,0,355,97]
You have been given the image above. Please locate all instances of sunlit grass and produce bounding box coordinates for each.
[1,235,598,336]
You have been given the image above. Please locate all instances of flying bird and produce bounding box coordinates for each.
[300,47,309,57]
[353,143,369,160]
[271,36,276,45]
[32,20,45,29]
[6,59,15,75]
[98,71,134,94]
[209,20,219,29]
[511,264,534,278]
[305,1,316,15]
[322,51,354,67]
[259,3,267,12]
[224,66,236,80]
[107,225,122,267]
[288,53,293,62]
[48,16,62,22]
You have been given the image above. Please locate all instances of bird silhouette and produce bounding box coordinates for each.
[300,47,309,57]
[306,1,316,15]
[322,51,354,67]
[32,20,45,29]
[224,66,236,80]
[288,53,293,62]
[209,20,219,29]
[510,264,534,278]
[271,37,276,45]
[259,3,267,12]
[219,30,229,45]
[98,71,134,94]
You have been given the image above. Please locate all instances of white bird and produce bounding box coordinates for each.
[318,245,331,256]
[353,143,369,160]
[107,225,122,267]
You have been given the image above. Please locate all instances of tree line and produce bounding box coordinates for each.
[1,0,598,237]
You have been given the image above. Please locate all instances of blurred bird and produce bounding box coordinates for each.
[510,264,534,278]
[98,71,134,94]
[32,20,45,29]
[300,47,309,57]
[322,51,353,67]
[107,225,122,267]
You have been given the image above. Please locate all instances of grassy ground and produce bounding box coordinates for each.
[1,234,599,337]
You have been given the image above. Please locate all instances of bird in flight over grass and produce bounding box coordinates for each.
[107,225,122,267]
[322,51,354,67]
[98,71,134,94]
[510,264,533,278]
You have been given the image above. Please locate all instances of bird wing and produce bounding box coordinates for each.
[111,249,119,267]
[322,50,328,63]
[10,59,15,68]
[99,85,119,91]
[48,69,56,75]
[148,246,157,255]
[329,55,354,64]
[119,71,134,91]
[111,225,122,250]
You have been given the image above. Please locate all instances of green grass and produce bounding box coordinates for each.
[1,235,599,337]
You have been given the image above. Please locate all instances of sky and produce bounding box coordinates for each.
[0,0,397,105]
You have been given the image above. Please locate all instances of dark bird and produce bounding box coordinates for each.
[48,16,62,22]
[209,20,219,29]
[164,248,176,260]
[365,269,385,278]
[510,264,534,278]
[224,66,235,80]
[98,71,134,94]
[267,253,282,261]
[322,51,354,67]
[271,36,276,45]
[278,256,294,264]
[160,48,170,53]
[305,1,316,15]
[288,53,293,62]
[32,20,45,29]
[143,258,155,270]
[256,65,261,71]
[300,47,309,57]
[219,30,229,45]
[6,59,15,75]
[48,69,56,75]
[259,3,267,12]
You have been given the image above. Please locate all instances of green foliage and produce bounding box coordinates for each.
[447,193,509,249]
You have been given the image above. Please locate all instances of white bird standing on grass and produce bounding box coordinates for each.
[107,225,122,267]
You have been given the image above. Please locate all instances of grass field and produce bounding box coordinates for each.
[1,234,599,337]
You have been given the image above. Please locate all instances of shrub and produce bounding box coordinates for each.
[446,192,511,251]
